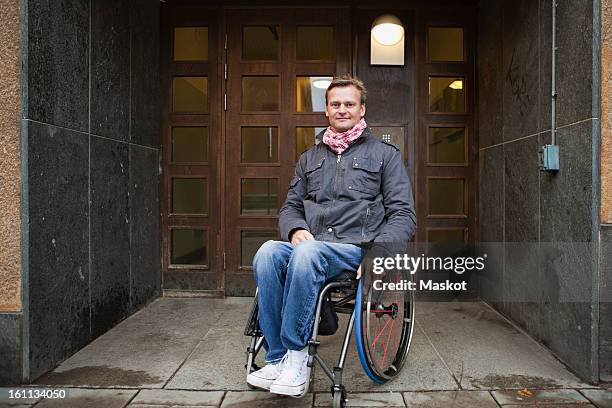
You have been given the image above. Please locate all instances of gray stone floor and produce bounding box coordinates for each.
[1,298,610,407]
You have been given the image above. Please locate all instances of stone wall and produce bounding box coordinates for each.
[19,0,161,382]
[599,0,612,382]
[0,0,22,312]
[602,0,612,223]
[0,0,23,386]
[478,0,601,382]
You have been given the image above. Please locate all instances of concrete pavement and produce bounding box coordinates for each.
[1,297,610,407]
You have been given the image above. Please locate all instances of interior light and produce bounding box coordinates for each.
[371,15,404,46]
[449,80,463,90]
[312,78,332,89]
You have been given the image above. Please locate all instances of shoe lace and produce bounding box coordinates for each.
[278,352,290,372]
[278,351,306,380]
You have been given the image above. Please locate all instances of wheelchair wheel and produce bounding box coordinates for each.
[354,265,415,383]
[332,385,346,408]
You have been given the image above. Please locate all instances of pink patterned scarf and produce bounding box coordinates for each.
[322,118,367,154]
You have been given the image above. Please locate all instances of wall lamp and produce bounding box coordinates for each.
[370,14,405,66]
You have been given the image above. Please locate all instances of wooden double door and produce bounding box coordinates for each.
[161,7,350,295]
[161,5,477,296]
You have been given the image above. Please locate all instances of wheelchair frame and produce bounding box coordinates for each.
[245,266,417,408]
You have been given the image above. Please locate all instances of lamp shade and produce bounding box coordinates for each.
[371,14,404,46]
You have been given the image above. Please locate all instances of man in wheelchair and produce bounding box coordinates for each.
[247,75,417,397]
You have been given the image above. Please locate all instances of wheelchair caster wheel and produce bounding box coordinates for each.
[332,386,346,408]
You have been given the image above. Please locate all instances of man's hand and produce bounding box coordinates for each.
[290,229,315,246]
[356,265,362,280]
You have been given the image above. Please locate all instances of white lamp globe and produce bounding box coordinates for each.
[371,15,404,46]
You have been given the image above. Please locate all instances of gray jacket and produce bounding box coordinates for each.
[279,128,417,245]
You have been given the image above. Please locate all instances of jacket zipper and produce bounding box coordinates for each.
[317,208,325,235]
[332,154,342,200]
[361,206,371,239]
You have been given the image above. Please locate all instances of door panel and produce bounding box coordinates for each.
[224,9,350,295]
[416,10,476,243]
[161,8,223,294]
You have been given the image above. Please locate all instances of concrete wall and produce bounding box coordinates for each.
[602,0,612,224]
[17,0,161,383]
[477,0,601,382]
[0,0,23,386]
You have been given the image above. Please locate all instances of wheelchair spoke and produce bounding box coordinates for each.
[371,315,393,349]
[381,317,395,368]
[369,296,405,374]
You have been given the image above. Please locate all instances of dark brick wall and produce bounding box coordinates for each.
[21,0,161,382]
[477,0,600,382]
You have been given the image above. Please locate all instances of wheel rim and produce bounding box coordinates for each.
[357,266,415,381]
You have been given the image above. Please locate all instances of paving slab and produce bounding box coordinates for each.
[35,298,228,388]
[220,391,313,407]
[164,327,248,390]
[417,301,589,390]
[580,389,612,408]
[129,405,218,408]
[33,388,136,407]
[315,391,405,406]
[491,388,589,405]
[312,315,458,393]
[402,391,498,407]
[502,405,595,407]
[131,389,224,406]
[129,405,210,408]
[165,298,255,390]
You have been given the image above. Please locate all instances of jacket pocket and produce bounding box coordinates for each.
[305,158,325,194]
[349,157,382,195]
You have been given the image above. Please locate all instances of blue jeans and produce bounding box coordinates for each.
[253,240,363,363]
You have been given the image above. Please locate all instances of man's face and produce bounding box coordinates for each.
[325,85,366,132]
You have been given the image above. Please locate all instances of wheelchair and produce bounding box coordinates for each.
[244,264,415,408]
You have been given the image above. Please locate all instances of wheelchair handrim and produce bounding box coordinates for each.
[355,279,386,384]
[355,275,415,382]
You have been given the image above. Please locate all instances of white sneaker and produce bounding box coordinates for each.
[246,361,283,390]
[269,347,311,397]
